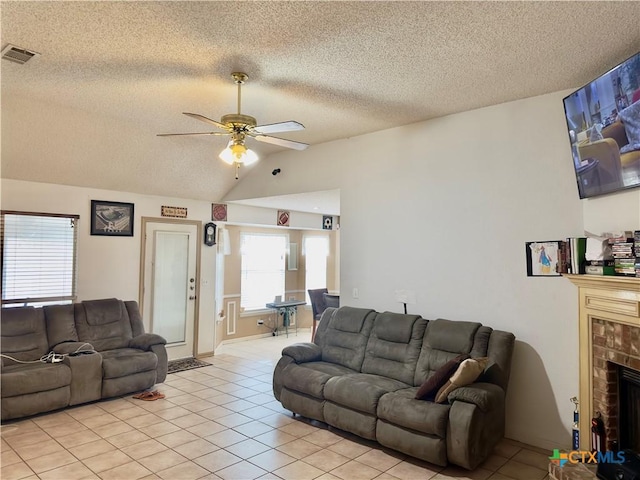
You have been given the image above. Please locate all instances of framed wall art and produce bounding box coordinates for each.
[90,200,134,236]
[525,240,561,277]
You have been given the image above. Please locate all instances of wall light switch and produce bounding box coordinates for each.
[352,288,359,299]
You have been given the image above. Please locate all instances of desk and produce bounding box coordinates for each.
[265,300,306,337]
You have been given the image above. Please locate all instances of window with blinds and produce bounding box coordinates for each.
[1,211,79,307]
[240,233,286,311]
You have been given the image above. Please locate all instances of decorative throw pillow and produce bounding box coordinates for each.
[434,357,489,404]
[415,354,469,401]
[619,101,640,154]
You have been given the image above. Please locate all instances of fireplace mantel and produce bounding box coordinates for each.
[565,274,640,451]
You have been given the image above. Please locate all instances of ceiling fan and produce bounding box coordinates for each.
[158,72,309,179]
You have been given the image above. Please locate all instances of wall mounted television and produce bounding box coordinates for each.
[563,51,640,199]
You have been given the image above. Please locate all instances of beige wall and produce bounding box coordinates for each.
[220,224,338,341]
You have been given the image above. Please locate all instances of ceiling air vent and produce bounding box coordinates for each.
[1,44,39,64]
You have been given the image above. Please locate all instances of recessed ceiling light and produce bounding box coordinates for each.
[1,44,40,64]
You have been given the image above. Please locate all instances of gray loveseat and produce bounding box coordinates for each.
[1,298,167,421]
[273,306,515,470]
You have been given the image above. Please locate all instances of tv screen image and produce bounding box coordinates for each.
[563,51,640,199]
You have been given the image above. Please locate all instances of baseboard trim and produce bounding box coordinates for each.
[218,328,312,346]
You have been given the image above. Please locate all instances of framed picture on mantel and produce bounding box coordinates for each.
[525,240,561,277]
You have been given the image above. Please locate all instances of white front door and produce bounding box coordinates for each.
[142,220,198,361]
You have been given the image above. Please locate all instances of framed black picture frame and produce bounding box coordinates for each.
[525,240,562,277]
[90,200,134,236]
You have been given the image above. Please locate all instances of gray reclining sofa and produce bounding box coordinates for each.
[273,306,515,470]
[1,298,167,421]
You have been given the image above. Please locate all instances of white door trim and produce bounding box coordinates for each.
[139,217,202,357]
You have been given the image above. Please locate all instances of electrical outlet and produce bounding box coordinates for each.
[257,319,264,326]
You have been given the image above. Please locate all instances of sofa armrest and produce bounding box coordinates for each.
[447,382,504,413]
[129,333,166,350]
[52,341,95,355]
[282,342,322,363]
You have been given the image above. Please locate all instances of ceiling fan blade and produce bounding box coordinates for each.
[183,112,228,130]
[253,121,305,134]
[253,134,309,150]
[157,132,229,137]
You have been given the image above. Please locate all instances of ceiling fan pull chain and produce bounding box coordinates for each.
[235,162,240,180]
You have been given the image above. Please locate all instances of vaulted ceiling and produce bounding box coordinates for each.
[2,1,639,212]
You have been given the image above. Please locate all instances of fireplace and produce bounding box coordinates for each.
[566,275,640,452]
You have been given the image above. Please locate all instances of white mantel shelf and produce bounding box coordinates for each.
[564,273,640,451]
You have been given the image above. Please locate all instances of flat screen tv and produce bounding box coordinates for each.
[563,51,640,199]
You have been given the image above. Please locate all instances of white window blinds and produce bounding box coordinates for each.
[240,233,286,310]
[1,212,79,307]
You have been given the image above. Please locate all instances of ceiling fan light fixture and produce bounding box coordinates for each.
[219,141,258,166]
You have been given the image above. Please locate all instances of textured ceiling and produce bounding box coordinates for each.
[2,1,640,213]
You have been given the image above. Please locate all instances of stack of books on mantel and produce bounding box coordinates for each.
[636,231,640,278]
[611,232,635,276]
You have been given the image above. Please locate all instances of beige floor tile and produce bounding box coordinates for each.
[193,449,243,472]
[55,429,102,449]
[182,399,219,413]
[481,454,510,472]
[1,461,35,480]
[209,394,240,406]
[112,405,149,421]
[330,459,382,480]
[155,429,200,448]
[13,438,64,460]
[37,461,95,480]
[502,439,550,457]
[126,413,164,429]
[91,420,135,438]
[434,465,493,479]
[487,474,518,480]
[105,430,151,449]
[385,460,441,480]
[78,413,118,429]
[512,449,552,471]
[137,449,189,473]
[97,398,135,413]
[186,420,228,437]
[304,448,351,472]
[224,438,271,459]
[373,474,403,480]
[4,430,51,449]
[328,439,372,459]
[2,449,22,466]
[33,411,74,429]
[156,460,211,480]
[245,393,275,404]
[199,406,235,421]
[0,420,39,437]
[166,393,202,406]
[278,421,318,438]
[120,439,168,460]
[233,420,274,438]
[204,429,248,448]
[247,449,297,472]
[216,460,267,480]
[354,448,404,472]
[273,459,325,480]
[276,438,322,459]
[170,413,208,429]
[239,406,277,421]
[69,439,117,460]
[25,450,77,474]
[215,413,253,428]
[155,406,193,421]
[82,450,132,473]
[302,428,344,448]
[66,404,107,421]
[260,413,297,429]
[223,399,256,412]
[315,474,344,480]
[139,421,182,438]
[498,459,547,480]
[41,420,88,438]
[492,441,522,459]
[99,460,153,480]
[173,438,220,460]
[1,438,10,451]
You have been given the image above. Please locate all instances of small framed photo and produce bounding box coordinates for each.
[91,200,134,236]
[526,240,561,277]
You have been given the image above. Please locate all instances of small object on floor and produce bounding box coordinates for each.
[167,357,212,374]
[132,390,165,401]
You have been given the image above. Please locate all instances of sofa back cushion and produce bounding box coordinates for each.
[319,306,376,371]
[74,299,133,351]
[414,318,490,386]
[43,304,79,348]
[1,307,49,364]
[362,312,427,384]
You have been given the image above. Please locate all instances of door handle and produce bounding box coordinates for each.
[189,295,196,300]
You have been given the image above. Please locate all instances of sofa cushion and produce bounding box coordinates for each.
[1,307,50,364]
[414,319,481,386]
[1,363,72,397]
[74,300,133,351]
[415,353,468,401]
[361,313,426,385]
[283,361,357,398]
[435,357,489,403]
[320,307,376,371]
[324,373,409,414]
[378,387,451,437]
[43,304,79,348]
[100,348,157,379]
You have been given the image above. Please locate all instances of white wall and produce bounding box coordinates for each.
[0,179,217,355]
[226,90,640,450]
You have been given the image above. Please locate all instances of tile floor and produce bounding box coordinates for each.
[1,333,552,480]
